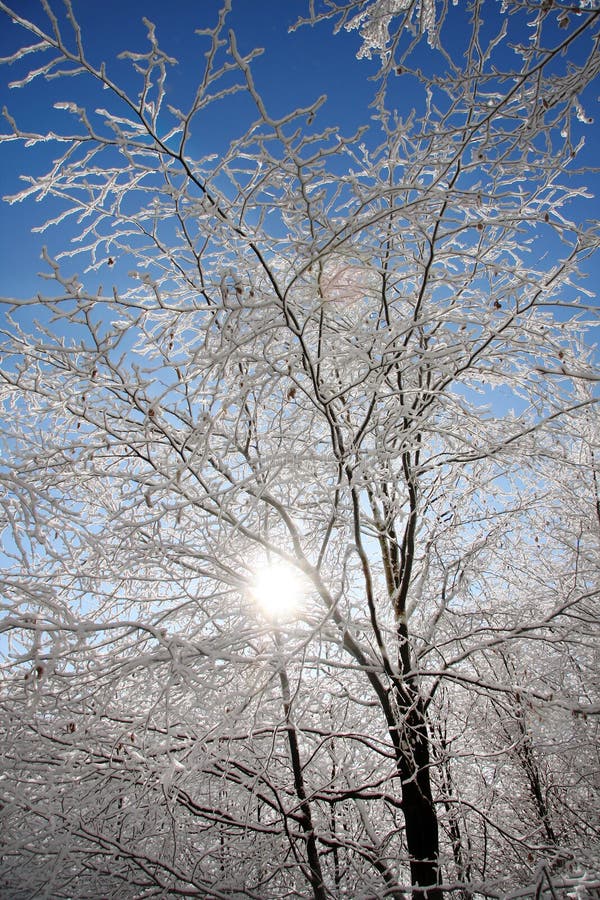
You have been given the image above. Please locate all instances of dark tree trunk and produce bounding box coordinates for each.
[278,655,327,900]
[353,464,443,897]
[394,692,443,899]
[382,449,443,896]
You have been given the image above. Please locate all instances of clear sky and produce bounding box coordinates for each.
[0,0,598,314]
[0,0,381,300]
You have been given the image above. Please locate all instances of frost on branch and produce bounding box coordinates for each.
[0,0,599,898]
[346,0,439,57]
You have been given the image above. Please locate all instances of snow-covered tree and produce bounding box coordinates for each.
[1,1,598,896]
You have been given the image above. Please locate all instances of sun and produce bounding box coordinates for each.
[250,561,303,621]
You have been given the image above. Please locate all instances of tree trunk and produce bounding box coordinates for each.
[278,657,327,900]
[394,693,443,899]
[434,723,472,898]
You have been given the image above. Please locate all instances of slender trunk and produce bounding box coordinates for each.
[499,660,558,847]
[434,724,473,899]
[329,760,342,891]
[511,696,558,846]
[278,656,327,900]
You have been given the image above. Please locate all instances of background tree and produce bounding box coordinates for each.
[0,0,599,897]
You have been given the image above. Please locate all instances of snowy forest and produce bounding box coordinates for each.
[0,0,599,897]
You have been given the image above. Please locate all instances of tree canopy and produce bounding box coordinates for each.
[1,1,599,897]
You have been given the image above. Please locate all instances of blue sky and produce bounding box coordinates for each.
[0,0,598,312]
[0,0,381,300]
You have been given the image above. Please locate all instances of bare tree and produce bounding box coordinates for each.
[0,1,598,897]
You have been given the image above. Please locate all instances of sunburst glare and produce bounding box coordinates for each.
[250,561,304,621]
